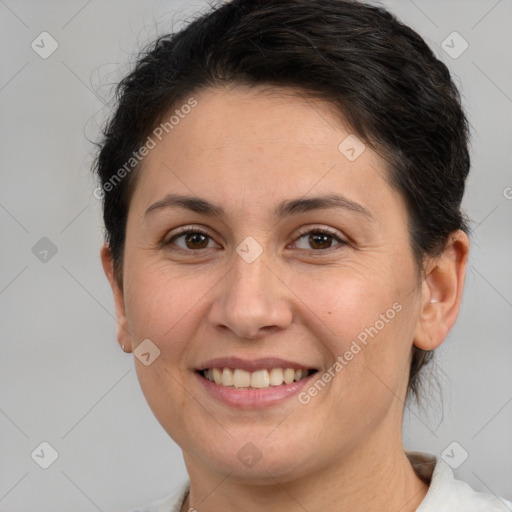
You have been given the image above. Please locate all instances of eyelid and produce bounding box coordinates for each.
[166,225,213,239]
[293,225,347,243]
[164,225,221,249]
[288,226,349,254]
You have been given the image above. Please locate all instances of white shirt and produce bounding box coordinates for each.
[130,451,512,512]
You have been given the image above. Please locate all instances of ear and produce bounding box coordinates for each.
[414,230,470,351]
[100,244,132,352]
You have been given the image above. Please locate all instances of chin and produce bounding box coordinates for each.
[185,431,317,483]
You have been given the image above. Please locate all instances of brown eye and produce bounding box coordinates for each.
[167,230,217,251]
[185,232,209,249]
[294,229,347,251]
[308,232,334,250]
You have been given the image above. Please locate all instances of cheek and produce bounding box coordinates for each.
[122,264,210,437]
[290,263,399,343]
[289,263,415,395]
[123,261,211,358]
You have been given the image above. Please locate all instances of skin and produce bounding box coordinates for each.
[101,85,469,512]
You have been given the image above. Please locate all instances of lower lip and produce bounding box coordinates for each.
[194,371,317,409]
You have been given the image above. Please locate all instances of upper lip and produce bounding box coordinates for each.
[197,357,318,372]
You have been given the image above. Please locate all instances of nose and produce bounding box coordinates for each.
[208,248,293,340]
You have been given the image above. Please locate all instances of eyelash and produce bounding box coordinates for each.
[164,226,348,254]
[293,226,348,252]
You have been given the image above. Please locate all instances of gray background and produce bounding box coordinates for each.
[1,0,511,510]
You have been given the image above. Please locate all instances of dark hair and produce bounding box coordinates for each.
[94,0,470,402]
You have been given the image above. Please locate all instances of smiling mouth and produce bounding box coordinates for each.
[198,367,318,389]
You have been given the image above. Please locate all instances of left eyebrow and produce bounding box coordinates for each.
[274,194,374,221]
[144,193,373,221]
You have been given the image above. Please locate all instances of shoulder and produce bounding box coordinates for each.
[407,451,512,512]
[126,481,190,512]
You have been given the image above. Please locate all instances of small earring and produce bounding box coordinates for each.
[122,344,126,351]
[430,299,439,303]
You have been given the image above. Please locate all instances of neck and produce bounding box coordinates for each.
[181,430,428,512]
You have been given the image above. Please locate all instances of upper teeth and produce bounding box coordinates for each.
[203,368,310,388]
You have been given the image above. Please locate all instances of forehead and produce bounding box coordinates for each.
[174,85,353,156]
[130,85,398,220]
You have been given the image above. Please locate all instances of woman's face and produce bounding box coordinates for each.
[110,86,426,481]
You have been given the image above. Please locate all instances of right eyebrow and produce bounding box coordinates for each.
[145,194,225,217]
